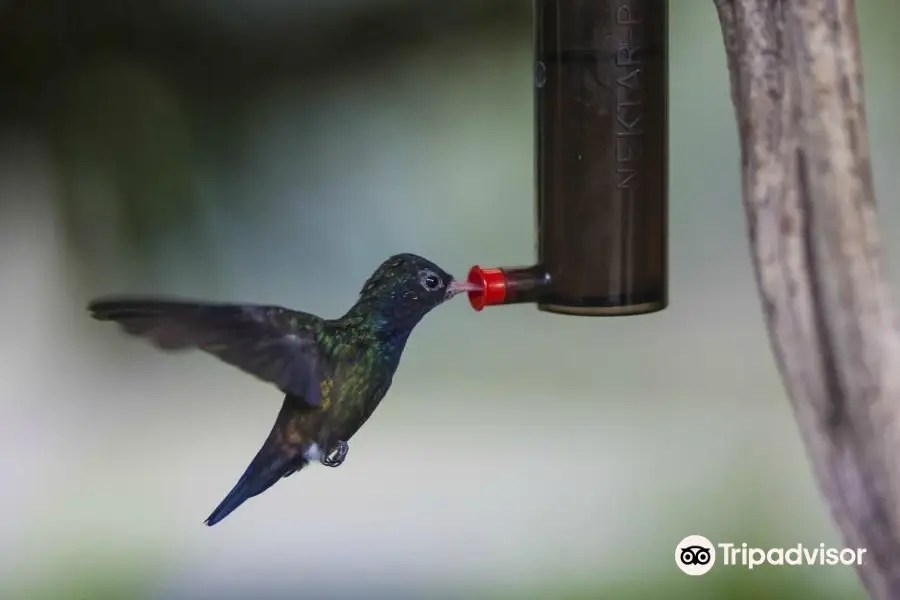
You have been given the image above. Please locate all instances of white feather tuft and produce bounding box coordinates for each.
[303,442,323,463]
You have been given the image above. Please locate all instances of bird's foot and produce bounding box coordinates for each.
[320,440,349,468]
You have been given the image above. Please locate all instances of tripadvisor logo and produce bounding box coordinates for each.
[675,535,867,575]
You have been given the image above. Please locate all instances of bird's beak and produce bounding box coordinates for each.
[445,279,482,299]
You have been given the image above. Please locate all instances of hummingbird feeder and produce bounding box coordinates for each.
[466,0,668,316]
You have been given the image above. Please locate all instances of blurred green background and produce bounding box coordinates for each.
[2,1,899,598]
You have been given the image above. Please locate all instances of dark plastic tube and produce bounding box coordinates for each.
[467,0,668,317]
[536,0,668,315]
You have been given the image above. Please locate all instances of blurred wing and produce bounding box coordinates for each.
[88,296,327,407]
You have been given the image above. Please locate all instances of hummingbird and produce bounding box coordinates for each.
[88,253,480,526]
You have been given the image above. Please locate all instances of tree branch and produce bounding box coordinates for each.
[713,0,900,597]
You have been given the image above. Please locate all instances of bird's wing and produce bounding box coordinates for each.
[204,394,315,526]
[88,296,328,407]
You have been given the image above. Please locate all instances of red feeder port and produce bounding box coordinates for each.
[467,265,507,311]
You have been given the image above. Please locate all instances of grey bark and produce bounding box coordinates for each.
[713,1,900,597]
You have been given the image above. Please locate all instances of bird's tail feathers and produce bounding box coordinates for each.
[204,445,306,527]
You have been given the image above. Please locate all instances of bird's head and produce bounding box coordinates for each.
[348,253,480,336]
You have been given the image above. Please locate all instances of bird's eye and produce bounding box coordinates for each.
[419,270,443,291]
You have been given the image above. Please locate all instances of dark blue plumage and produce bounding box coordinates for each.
[205,396,307,526]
